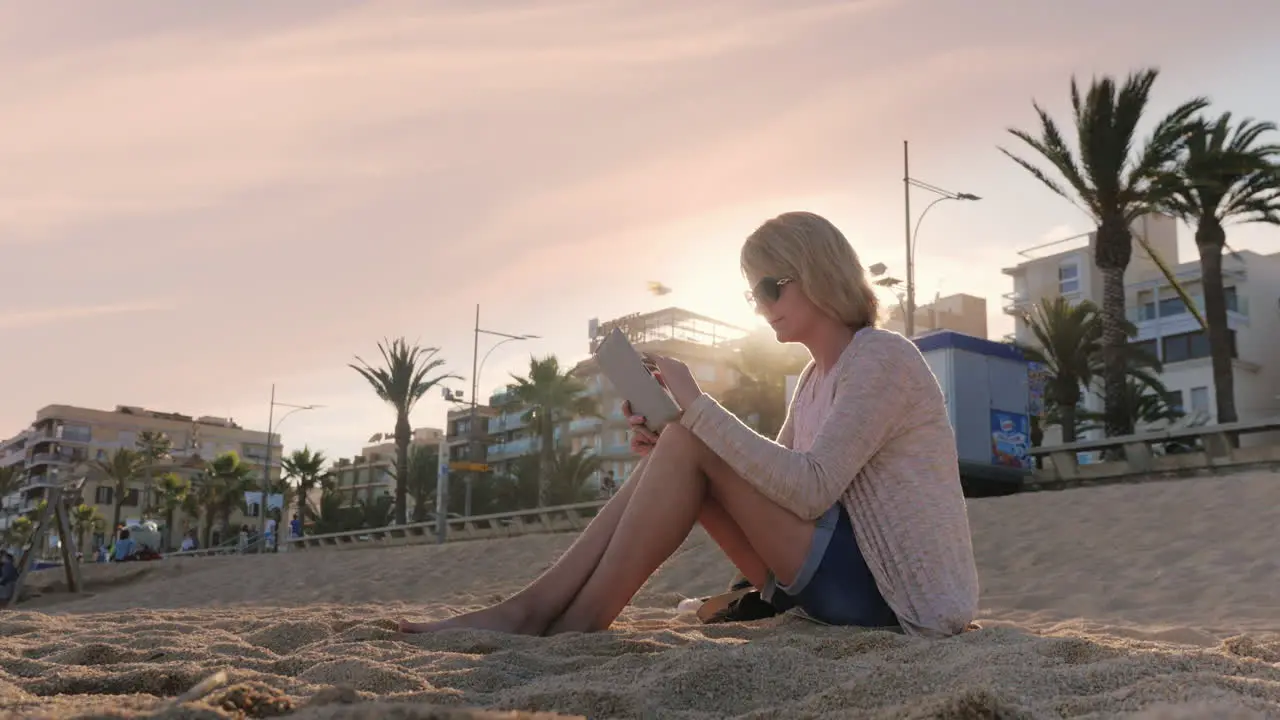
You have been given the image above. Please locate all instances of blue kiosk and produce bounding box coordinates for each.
[912,330,1033,496]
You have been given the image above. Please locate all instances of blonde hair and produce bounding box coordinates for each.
[740,211,879,329]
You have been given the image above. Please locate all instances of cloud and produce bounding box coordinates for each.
[0,301,166,330]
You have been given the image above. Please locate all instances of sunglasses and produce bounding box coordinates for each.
[744,277,793,309]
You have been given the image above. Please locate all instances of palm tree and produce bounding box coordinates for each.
[1001,68,1207,437]
[350,338,458,525]
[547,446,603,506]
[208,452,256,542]
[135,431,172,518]
[510,355,599,507]
[91,448,146,532]
[3,516,33,551]
[155,473,191,551]
[281,447,330,526]
[722,339,809,439]
[71,504,105,555]
[393,444,440,523]
[1078,377,1185,434]
[1015,298,1102,443]
[1157,113,1280,424]
[0,465,23,527]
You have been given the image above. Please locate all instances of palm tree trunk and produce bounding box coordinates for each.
[1060,403,1077,444]
[1196,222,1237,425]
[112,498,123,536]
[164,508,176,551]
[393,413,410,525]
[1098,265,1132,438]
[537,419,555,507]
[202,507,214,548]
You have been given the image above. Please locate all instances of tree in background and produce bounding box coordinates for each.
[351,338,458,525]
[509,356,599,507]
[135,430,172,518]
[1158,113,1280,424]
[722,337,808,439]
[155,472,191,551]
[282,446,330,526]
[90,448,146,532]
[1002,68,1206,437]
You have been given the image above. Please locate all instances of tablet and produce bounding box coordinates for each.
[594,328,682,433]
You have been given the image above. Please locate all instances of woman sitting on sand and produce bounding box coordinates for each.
[401,211,979,638]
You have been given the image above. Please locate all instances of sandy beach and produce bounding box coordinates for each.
[4,470,1280,719]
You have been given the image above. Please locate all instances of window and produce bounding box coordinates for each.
[1190,386,1210,415]
[1132,339,1158,361]
[1224,286,1240,312]
[1164,390,1185,413]
[1161,329,1235,364]
[122,489,140,507]
[1058,263,1080,294]
[94,486,114,505]
[1136,290,1156,321]
[1158,295,1187,317]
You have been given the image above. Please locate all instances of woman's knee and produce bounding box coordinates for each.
[655,423,700,457]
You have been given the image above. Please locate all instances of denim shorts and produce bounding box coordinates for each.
[761,503,900,628]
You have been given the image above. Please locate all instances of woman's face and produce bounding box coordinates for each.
[747,275,823,344]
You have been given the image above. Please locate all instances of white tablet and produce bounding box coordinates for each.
[594,328,682,433]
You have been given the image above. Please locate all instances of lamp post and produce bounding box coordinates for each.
[902,140,981,337]
[259,384,322,550]
[438,305,537,543]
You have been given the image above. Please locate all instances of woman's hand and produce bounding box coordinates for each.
[647,354,703,409]
[624,400,659,456]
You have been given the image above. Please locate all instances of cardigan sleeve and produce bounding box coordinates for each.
[681,335,918,520]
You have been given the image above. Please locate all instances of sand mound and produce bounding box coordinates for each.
[2,470,1278,718]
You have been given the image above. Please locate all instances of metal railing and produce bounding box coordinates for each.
[166,533,269,558]
[281,500,608,550]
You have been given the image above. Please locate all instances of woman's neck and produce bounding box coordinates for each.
[802,321,857,374]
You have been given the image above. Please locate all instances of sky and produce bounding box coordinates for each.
[3,0,1279,459]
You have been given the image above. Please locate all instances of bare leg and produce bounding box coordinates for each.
[398,470,642,634]
[545,424,815,634]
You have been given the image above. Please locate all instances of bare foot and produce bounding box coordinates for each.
[398,601,541,635]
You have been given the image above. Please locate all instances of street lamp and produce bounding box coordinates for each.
[259,384,322,550]
[437,304,537,543]
[902,140,981,337]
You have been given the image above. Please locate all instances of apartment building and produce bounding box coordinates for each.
[1002,212,1280,429]
[445,405,498,466]
[330,427,445,511]
[0,431,30,533]
[881,293,989,339]
[9,404,281,548]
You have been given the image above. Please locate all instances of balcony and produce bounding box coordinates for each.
[599,444,632,457]
[568,417,602,433]
[28,452,73,466]
[487,411,529,434]
[487,437,538,462]
[1128,294,1250,341]
[1001,291,1032,315]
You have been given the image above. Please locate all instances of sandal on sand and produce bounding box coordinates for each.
[696,587,780,624]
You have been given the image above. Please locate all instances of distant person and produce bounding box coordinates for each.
[601,471,617,497]
[398,211,979,637]
[113,529,137,562]
[238,525,249,553]
[265,516,277,551]
[290,514,302,538]
[180,530,197,552]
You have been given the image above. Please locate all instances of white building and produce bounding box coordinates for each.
[1003,213,1280,429]
[0,431,30,532]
